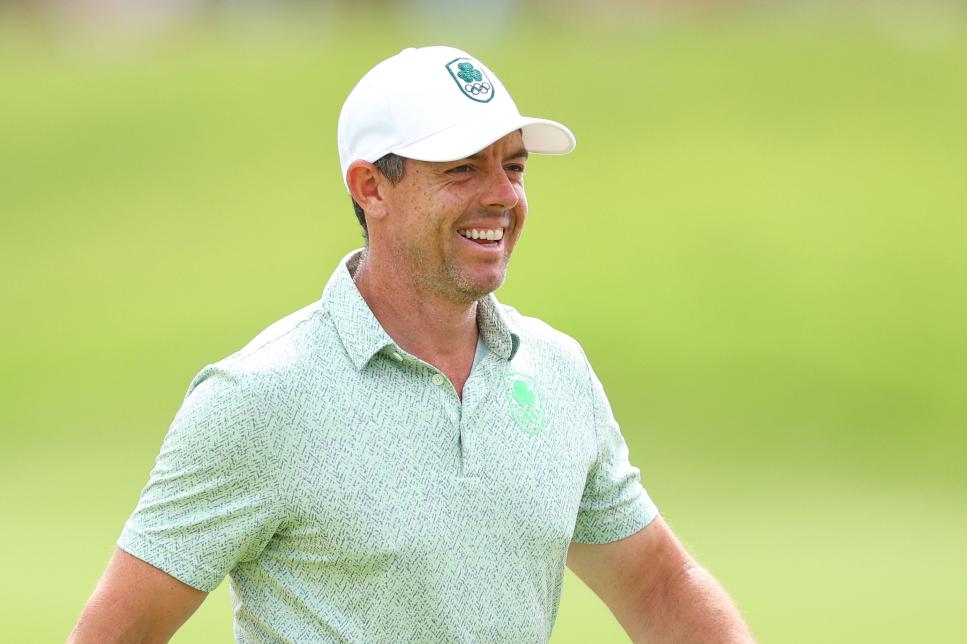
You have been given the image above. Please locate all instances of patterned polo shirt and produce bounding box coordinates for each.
[118,249,659,643]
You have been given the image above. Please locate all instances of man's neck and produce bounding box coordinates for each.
[351,249,479,395]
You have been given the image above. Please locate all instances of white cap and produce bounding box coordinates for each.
[337,46,576,189]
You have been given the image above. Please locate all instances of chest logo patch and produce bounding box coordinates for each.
[445,58,495,103]
[503,372,546,437]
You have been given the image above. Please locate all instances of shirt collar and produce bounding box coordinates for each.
[476,290,520,361]
[321,249,520,371]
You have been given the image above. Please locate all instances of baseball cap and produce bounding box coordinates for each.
[337,46,576,190]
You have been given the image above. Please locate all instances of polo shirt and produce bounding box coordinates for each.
[118,249,659,643]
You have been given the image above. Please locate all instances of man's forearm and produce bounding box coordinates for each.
[633,562,754,643]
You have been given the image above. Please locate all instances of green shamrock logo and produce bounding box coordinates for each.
[445,58,495,103]
[503,372,546,437]
[513,380,535,407]
[456,62,483,84]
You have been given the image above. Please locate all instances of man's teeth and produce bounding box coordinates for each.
[458,228,504,241]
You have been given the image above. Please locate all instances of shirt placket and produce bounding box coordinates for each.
[457,353,495,479]
[385,345,488,479]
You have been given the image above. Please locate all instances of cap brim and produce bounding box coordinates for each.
[391,115,575,162]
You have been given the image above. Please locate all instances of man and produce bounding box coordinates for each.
[70,46,754,643]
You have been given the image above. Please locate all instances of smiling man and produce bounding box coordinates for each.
[70,47,754,643]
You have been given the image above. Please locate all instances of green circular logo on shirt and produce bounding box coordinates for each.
[503,372,546,437]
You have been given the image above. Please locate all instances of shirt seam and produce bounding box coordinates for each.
[256,390,290,534]
[576,341,602,467]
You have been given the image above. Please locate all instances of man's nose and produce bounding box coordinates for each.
[481,167,519,211]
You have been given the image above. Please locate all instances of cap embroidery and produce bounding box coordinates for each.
[446,58,495,103]
[456,62,482,83]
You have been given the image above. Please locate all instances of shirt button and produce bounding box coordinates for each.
[431,373,445,387]
[391,351,403,362]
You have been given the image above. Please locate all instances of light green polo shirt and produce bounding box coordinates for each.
[119,249,658,643]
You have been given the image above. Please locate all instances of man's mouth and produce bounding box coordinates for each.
[457,227,504,246]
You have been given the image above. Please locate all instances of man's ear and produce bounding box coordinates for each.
[347,160,389,222]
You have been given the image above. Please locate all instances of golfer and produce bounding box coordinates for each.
[70,46,754,643]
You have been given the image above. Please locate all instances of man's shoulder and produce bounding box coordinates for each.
[235,300,325,360]
[226,300,326,367]
[184,298,337,399]
[498,303,587,365]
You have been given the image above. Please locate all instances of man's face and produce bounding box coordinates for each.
[378,131,529,303]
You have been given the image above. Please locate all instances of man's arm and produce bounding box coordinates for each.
[68,548,207,644]
[567,516,754,643]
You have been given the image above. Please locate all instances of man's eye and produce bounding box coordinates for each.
[506,164,525,174]
[448,165,473,174]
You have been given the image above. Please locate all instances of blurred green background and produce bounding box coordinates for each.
[2,1,965,642]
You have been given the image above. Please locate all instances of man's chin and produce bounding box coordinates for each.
[453,269,506,302]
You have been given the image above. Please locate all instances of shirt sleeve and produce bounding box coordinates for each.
[571,356,659,544]
[117,365,286,592]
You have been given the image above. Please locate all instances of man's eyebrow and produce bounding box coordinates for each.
[465,148,529,162]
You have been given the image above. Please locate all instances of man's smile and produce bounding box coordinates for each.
[457,227,504,242]
[456,227,506,253]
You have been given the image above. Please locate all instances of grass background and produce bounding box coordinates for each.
[1,4,965,642]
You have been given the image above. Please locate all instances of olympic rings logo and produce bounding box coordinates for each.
[464,82,491,96]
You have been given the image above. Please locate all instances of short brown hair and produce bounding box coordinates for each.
[351,153,407,240]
